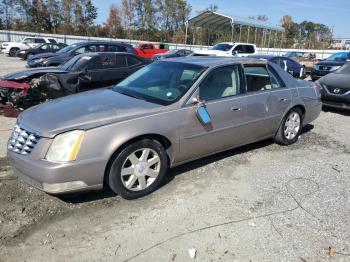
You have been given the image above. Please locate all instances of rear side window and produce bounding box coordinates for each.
[244,65,272,92]
[127,56,142,66]
[108,45,127,52]
[244,45,255,54]
[23,38,34,44]
[116,55,127,67]
[48,39,57,43]
[267,65,285,89]
[35,38,45,43]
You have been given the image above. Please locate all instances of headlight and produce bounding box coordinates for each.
[330,66,340,72]
[34,58,47,63]
[46,130,85,162]
[313,65,319,70]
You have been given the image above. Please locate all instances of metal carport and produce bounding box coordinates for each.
[185,11,285,49]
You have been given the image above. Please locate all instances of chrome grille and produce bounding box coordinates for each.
[8,125,40,155]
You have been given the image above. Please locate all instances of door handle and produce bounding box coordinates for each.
[231,107,242,112]
[279,98,287,102]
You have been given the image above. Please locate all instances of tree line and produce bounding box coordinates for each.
[0,0,334,49]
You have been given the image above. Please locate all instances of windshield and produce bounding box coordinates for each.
[113,62,206,105]
[335,62,350,74]
[326,52,349,61]
[211,44,234,51]
[60,55,92,71]
[57,44,76,54]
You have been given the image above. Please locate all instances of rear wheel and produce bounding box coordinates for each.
[9,48,19,57]
[274,108,303,145]
[107,139,168,199]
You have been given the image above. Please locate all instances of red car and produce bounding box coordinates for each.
[134,42,168,59]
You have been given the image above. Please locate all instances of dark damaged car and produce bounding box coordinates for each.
[26,41,137,68]
[0,52,151,109]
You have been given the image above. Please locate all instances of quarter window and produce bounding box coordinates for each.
[199,65,241,101]
[34,38,45,43]
[267,65,285,89]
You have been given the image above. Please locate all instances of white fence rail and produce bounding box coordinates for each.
[0,30,347,59]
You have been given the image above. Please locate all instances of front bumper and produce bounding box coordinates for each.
[321,87,350,110]
[7,150,105,194]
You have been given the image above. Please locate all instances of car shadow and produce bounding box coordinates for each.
[58,124,315,204]
[322,106,350,116]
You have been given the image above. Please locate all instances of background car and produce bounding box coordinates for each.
[17,43,67,60]
[311,52,350,81]
[151,49,193,60]
[0,52,150,109]
[284,51,318,74]
[134,42,169,59]
[192,42,257,57]
[7,57,321,199]
[317,62,350,110]
[249,54,305,78]
[26,41,137,67]
[0,37,57,57]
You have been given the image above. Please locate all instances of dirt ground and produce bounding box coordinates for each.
[0,54,350,262]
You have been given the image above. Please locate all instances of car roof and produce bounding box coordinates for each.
[165,56,267,67]
[249,54,279,59]
[72,41,133,47]
[74,52,137,58]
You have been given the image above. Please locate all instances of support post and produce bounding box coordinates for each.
[231,22,234,42]
[247,26,250,43]
[254,27,258,45]
[184,21,188,47]
[267,30,271,54]
[239,25,242,42]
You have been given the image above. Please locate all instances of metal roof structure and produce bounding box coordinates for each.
[187,11,284,32]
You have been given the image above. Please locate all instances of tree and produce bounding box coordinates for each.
[104,4,123,38]
[121,0,134,38]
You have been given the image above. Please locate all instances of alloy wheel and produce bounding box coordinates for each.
[121,148,161,191]
[284,112,301,140]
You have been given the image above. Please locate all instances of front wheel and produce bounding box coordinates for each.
[9,48,19,57]
[107,139,168,199]
[273,108,303,145]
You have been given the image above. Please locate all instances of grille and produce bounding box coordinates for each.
[326,86,349,95]
[318,66,331,71]
[8,125,40,155]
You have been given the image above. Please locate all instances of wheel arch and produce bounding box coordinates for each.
[103,133,173,186]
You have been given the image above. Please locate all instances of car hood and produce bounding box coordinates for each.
[28,52,59,60]
[3,67,68,80]
[17,88,164,138]
[315,60,345,67]
[194,50,230,56]
[318,73,350,89]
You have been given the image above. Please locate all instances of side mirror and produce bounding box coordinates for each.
[196,104,212,125]
[232,50,238,56]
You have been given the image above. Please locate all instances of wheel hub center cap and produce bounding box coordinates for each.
[135,162,147,176]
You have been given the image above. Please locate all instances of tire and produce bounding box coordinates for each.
[273,108,303,145]
[9,48,19,57]
[107,139,168,199]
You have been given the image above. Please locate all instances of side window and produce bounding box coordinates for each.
[52,44,60,51]
[244,45,255,54]
[233,45,244,54]
[199,65,241,101]
[244,65,272,92]
[127,56,141,67]
[48,39,57,43]
[86,45,97,52]
[115,55,127,68]
[40,44,49,50]
[185,50,192,55]
[96,45,106,52]
[23,38,34,44]
[35,38,45,43]
[267,65,285,89]
[75,47,86,54]
[87,57,103,70]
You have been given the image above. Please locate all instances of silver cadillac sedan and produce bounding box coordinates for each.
[7,57,322,199]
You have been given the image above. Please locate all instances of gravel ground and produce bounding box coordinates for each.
[0,54,349,262]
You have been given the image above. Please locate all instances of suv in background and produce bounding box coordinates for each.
[1,37,57,57]
[27,41,137,67]
[311,52,350,81]
[192,42,257,57]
